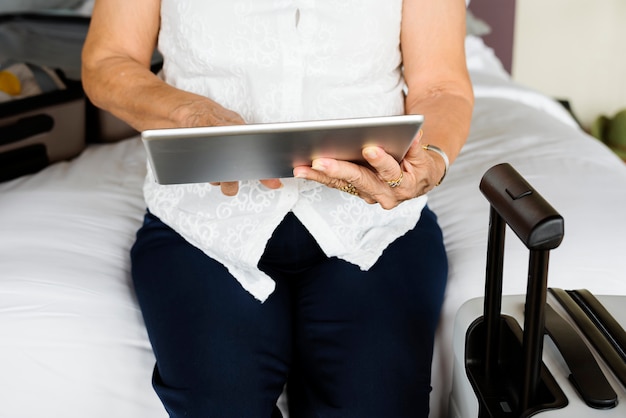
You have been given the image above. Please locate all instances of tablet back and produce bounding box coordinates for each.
[141,115,423,184]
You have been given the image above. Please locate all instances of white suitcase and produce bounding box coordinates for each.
[448,163,626,417]
[450,294,626,417]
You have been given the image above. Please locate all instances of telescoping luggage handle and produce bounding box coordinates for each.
[468,163,566,417]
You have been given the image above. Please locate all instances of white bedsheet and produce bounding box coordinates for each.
[0,138,164,416]
[1,36,626,417]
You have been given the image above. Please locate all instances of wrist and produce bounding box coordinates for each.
[422,144,449,186]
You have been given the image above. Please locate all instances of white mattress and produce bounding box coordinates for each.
[1,36,626,417]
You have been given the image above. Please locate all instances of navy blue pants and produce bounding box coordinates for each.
[130,207,447,418]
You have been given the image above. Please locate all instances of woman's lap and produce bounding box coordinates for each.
[130,212,291,417]
[131,208,447,418]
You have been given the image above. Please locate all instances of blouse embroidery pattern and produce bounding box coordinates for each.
[145,0,428,301]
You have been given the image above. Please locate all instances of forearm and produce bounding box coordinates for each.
[405,80,474,166]
[82,57,230,131]
[81,0,242,132]
[401,0,474,170]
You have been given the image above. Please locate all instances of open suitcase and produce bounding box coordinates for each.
[0,66,85,182]
[0,13,161,182]
[449,163,626,417]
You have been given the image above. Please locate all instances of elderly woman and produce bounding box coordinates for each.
[82,0,473,416]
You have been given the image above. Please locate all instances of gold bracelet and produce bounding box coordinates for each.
[422,144,449,186]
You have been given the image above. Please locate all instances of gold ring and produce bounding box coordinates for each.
[386,172,403,188]
[338,183,358,196]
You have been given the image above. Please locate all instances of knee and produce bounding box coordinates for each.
[152,363,285,418]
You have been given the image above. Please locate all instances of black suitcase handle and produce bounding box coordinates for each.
[544,301,617,409]
[551,288,626,389]
[480,163,564,409]
[466,163,567,417]
[479,163,564,251]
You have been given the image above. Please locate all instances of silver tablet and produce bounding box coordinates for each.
[141,114,424,184]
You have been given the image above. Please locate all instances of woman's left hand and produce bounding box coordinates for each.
[293,132,444,210]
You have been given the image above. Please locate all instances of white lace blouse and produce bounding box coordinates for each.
[144,0,428,301]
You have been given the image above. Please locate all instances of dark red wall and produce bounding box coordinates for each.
[468,0,517,73]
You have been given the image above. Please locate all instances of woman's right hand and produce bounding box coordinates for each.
[179,102,283,196]
[177,98,245,129]
[82,0,282,196]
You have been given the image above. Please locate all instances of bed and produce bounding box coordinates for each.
[2,2,626,417]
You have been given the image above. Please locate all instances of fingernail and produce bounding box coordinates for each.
[364,147,378,159]
[312,160,326,172]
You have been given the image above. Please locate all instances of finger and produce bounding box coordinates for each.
[260,178,283,189]
[362,195,378,205]
[308,158,389,202]
[403,135,427,161]
[295,162,366,197]
[362,146,403,184]
[310,158,368,188]
[220,181,239,196]
[296,161,405,209]
[295,162,354,189]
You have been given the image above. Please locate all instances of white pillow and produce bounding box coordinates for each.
[0,0,85,13]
